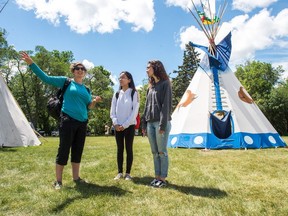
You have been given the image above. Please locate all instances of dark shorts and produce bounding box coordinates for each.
[56,113,88,165]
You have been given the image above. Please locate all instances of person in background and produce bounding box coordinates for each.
[135,112,141,135]
[142,60,172,188]
[105,124,110,136]
[110,71,139,181]
[20,51,102,190]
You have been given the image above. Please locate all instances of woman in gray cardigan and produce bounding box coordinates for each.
[142,60,172,188]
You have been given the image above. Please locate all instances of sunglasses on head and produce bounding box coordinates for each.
[74,66,86,71]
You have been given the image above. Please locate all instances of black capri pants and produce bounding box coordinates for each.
[56,113,88,165]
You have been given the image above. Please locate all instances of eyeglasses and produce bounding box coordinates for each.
[74,67,86,71]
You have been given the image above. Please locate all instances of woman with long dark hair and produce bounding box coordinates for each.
[142,60,172,188]
[110,71,139,180]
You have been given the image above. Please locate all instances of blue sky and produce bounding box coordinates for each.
[0,0,287,90]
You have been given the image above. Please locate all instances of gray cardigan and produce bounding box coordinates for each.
[142,79,172,131]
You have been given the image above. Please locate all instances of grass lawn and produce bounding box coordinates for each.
[1,136,288,216]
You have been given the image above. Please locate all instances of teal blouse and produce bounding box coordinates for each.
[29,63,91,122]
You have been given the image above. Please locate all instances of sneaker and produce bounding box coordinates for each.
[73,177,87,184]
[124,174,132,181]
[114,173,123,180]
[53,181,62,190]
[150,178,159,186]
[154,180,167,188]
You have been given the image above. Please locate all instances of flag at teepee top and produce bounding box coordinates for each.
[197,0,219,25]
[189,0,227,56]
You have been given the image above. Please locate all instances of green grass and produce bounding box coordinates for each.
[1,136,288,216]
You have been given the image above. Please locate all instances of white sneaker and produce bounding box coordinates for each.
[150,179,159,186]
[114,173,123,180]
[124,174,132,180]
[53,181,62,190]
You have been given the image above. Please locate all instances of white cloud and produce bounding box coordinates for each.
[110,74,118,86]
[165,0,192,10]
[15,0,155,34]
[165,0,278,13]
[82,59,94,70]
[178,7,288,69]
[230,8,288,65]
[232,0,277,13]
[178,26,207,50]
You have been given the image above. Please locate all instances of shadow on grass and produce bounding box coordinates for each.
[0,147,18,152]
[52,181,128,213]
[132,176,227,198]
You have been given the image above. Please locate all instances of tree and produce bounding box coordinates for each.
[235,61,283,103]
[0,28,19,82]
[261,79,288,135]
[85,66,114,135]
[137,78,149,114]
[171,44,200,109]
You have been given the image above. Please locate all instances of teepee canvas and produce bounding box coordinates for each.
[168,0,286,149]
[0,74,41,147]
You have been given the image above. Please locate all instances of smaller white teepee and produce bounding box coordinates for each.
[0,74,41,147]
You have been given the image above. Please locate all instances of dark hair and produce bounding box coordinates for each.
[118,71,136,91]
[148,60,169,85]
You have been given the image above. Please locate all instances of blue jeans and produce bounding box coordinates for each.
[147,121,171,178]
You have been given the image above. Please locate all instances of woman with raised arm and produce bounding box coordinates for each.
[21,51,102,190]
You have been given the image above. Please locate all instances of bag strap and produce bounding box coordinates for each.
[59,78,71,100]
[62,78,71,93]
[116,89,135,101]
[85,86,90,94]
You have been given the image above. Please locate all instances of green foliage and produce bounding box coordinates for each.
[85,66,114,135]
[235,61,283,102]
[261,79,288,135]
[135,79,149,134]
[137,79,149,114]
[171,44,200,109]
[0,28,19,81]
[0,136,288,216]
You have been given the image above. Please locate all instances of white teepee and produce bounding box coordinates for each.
[168,0,286,149]
[0,74,41,147]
